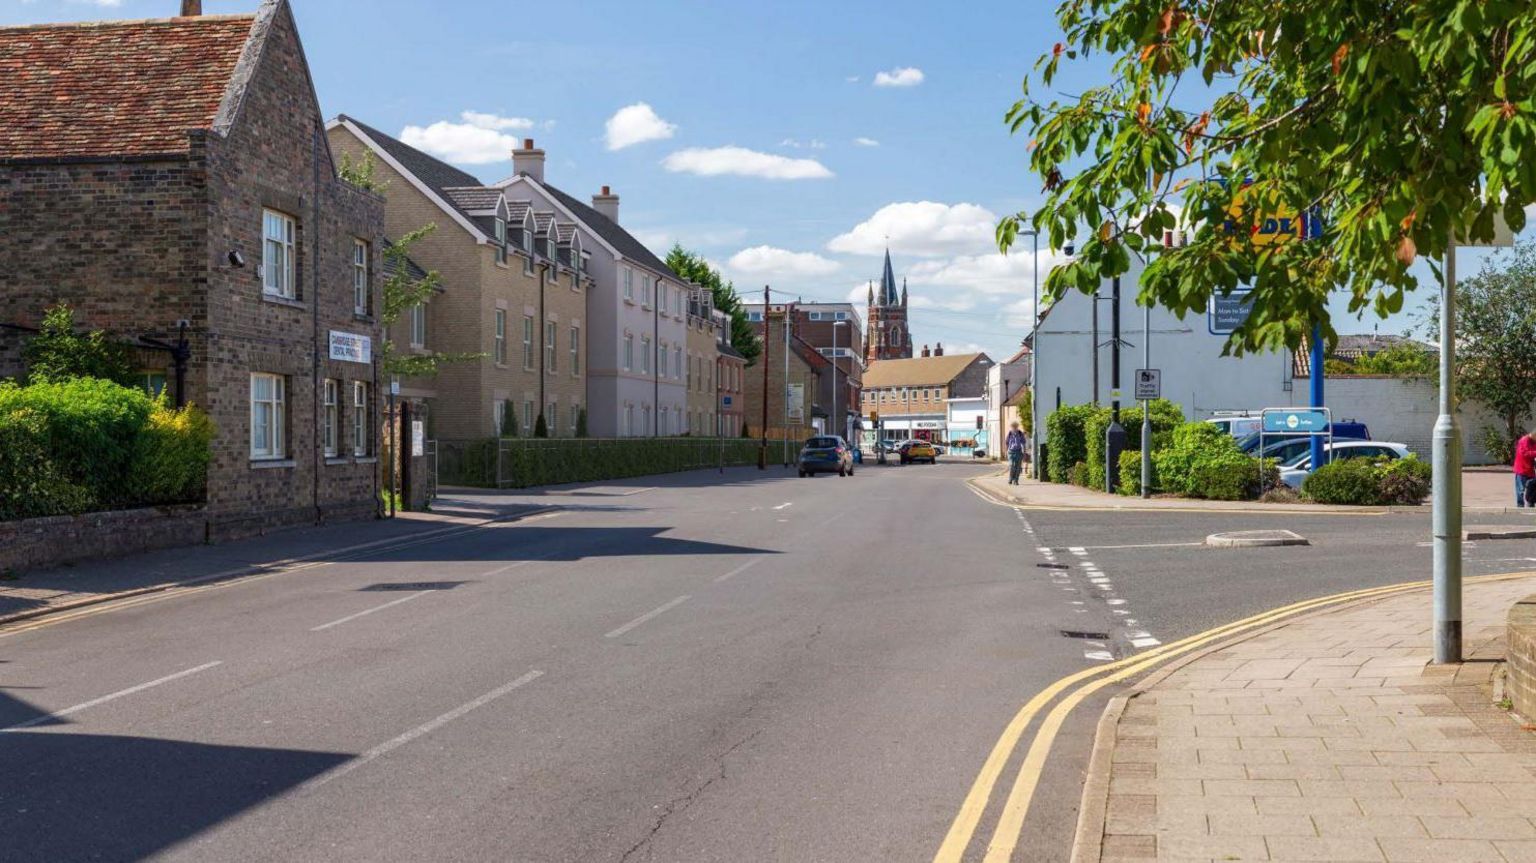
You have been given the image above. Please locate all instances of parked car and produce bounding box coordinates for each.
[1236,421,1371,454]
[900,440,937,464]
[798,435,854,477]
[1206,415,1264,438]
[929,443,947,455]
[1278,441,1411,489]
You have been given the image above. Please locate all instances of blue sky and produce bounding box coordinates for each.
[6,0,1508,359]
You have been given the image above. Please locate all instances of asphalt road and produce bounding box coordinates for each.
[1,461,1531,862]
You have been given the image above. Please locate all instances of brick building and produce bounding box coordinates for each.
[740,306,830,441]
[326,118,591,440]
[685,288,722,435]
[860,348,993,446]
[864,249,912,364]
[742,300,863,441]
[0,0,385,538]
[715,314,748,437]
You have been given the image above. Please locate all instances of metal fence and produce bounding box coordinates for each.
[436,436,797,489]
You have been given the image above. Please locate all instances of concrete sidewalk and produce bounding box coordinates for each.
[0,494,552,627]
[1076,574,1536,862]
[976,468,1536,516]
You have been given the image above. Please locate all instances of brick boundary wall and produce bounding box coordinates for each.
[1509,594,1536,719]
[0,506,209,572]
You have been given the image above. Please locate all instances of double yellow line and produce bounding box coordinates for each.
[932,570,1532,862]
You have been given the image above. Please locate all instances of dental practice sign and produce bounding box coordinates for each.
[328,330,372,364]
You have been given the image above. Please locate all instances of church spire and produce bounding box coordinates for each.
[879,248,898,306]
[867,280,874,306]
[901,277,907,307]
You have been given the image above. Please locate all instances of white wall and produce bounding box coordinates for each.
[986,361,1028,458]
[1320,376,1522,465]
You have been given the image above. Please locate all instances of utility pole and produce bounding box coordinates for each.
[1090,284,1101,405]
[758,285,770,470]
[1105,276,1126,492]
[782,303,791,467]
[1433,235,1463,663]
[1140,293,1152,498]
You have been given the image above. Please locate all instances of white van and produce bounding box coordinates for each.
[1205,414,1264,438]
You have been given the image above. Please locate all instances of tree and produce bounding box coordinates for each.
[1433,242,1536,445]
[500,401,518,438]
[1326,340,1436,376]
[338,149,388,194]
[377,224,481,378]
[575,408,589,438]
[21,305,137,387]
[665,245,762,365]
[533,412,549,438]
[1001,1,1536,355]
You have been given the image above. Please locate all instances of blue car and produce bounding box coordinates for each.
[797,436,855,477]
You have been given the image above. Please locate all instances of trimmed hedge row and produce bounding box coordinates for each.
[0,379,213,520]
[1044,400,1184,487]
[440,437,785,488]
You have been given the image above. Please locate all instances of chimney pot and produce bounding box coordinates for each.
[523,138,534,149]
[592,186,620,224]
[601,185,610,195]
[512,139,546,183]
[180,0,201,15]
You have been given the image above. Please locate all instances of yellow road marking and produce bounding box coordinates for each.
[934,570,1536,863]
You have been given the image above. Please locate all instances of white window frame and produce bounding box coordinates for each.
[623,267,634,301]
[545,320,557,373]
[262,209,296,299]
[522,315,534,370]
[674,346,683,380]
[522,400,533,435]
[623,333,634,371]
[494,218,508,265]
[409,302,426,349]
[494,310,507,365]
[352,381,370,457]
[570,325,580,376]
[322,379,339,457]
[641,336,652,374]
[658,341,667,378]
[250,373,285,460]
[570,404,580,435]
[352,239,369,315]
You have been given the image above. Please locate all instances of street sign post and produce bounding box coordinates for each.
[1134,369,1161,401]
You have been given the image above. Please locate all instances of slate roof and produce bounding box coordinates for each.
[878,249,899,306]
[540,184,677,279]
[0,14,256,160]
[863,353,990,388]
[533,212,556,236]
[555,222,578,244]
[441,186,501,213]
[505,200,531,223]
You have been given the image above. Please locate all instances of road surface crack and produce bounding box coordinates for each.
[619,729,764,863]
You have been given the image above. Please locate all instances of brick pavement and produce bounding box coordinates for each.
[1090,575,1536,862]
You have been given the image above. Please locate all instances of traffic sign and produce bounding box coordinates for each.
[1134,369,1161,400]
[1262,409,1328,434]
[722,395,733,407]
[869,410,880,424]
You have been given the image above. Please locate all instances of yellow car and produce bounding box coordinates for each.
[899,440,937,464]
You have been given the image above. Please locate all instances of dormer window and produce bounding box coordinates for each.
[494,218,508,264]
[543,235,557,259]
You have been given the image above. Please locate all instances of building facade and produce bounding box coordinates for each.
[715,311,747,437]
[743,300,864,440]
[985,346,1031,459]
[491,165,690,438]
[685,289,720,435]
[864,249,912,364]
[0,0,384,538]
[740,307,828,441]
[860,350,993,446]
[326,120,591,442]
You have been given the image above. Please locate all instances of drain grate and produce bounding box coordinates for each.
[1037,563,1069,570]
[1059,629,1111,640]
[360,581,467,592]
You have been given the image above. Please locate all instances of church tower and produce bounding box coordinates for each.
[864,248,912,364]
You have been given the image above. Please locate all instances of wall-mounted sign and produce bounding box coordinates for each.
[329,330,372,364]
[411,420,425,457]
[914,420,944,430]
[786,383,805,422]
[1208,292,1255,335]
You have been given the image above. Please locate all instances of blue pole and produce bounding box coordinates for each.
[1309,323,1325,471]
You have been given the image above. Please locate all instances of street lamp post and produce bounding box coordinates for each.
[832,320,849,442]
[1433,235,1463,664]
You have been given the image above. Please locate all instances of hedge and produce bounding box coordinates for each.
[1302,455,1431,505]
[1044,405,1097,483]
[439,437,785,488]
[0,379,213,520]
[1152,422,1276,500]
[1084,399,1185,486]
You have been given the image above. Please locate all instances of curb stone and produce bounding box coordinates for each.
[1065,586,1428,863]
[0,505,560,630]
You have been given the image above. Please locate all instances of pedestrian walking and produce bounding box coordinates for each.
[1006,422,1027,485]
[1516,430,1536,507]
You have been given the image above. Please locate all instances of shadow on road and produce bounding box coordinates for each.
[361,526,780,564]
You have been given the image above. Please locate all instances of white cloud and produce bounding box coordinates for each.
[727,246,841,278]
[399,111,540,164]
[854,137,880,147]
[845,75,861,83]
[874,67,925,87]
[630,225,748,253]
[780,138,827,150]
[604,102,677,151]
[662,147,833,180]
[827,201,999,257]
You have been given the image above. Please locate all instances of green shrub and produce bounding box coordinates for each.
[126,401,215,505]
[1188,452,1276,500]
[0,408,92,520]
[533,413,549,438]
[1301,457,1381,505]
[0,377,154,509]
[1377,456,1431,505]
[576,409,589,438]
[1068,460,1092,488]
[1045,405,1097,483]
[1480,426,1513,466]
[1085,399,1185,484]
[439,437,777,488]
[1117,448,1152,496]
[21,304,137,387]
[1152,422,1234,495]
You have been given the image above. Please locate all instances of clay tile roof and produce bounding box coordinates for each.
[862,353,989,388]
[0,15,256,160]
[441,186,502,212]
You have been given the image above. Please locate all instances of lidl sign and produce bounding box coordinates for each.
[1222,181,1323,246]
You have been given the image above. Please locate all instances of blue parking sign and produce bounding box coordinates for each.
[1262,409,1328,434]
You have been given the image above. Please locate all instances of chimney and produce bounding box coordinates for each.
[921,345,931,358]
[179,0,202,15]
[512,138,545,183]
[934,342,944,357]
[592,185,620,224]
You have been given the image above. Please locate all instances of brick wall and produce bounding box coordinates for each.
[0,506,209,573]
[1508,595,1536,720]
[739,314,821,438]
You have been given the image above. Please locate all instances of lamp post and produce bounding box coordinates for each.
[1020,228,1042,472]
[832,320,850,441]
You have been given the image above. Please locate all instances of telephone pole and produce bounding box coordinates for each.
[758,285,770,470]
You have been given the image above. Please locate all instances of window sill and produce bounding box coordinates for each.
[353,456,378,464]
[324,456,349,466]
[261,293,306,310]
[250,458,296,469]
[624,298,636,305]
[353,312,374,323]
